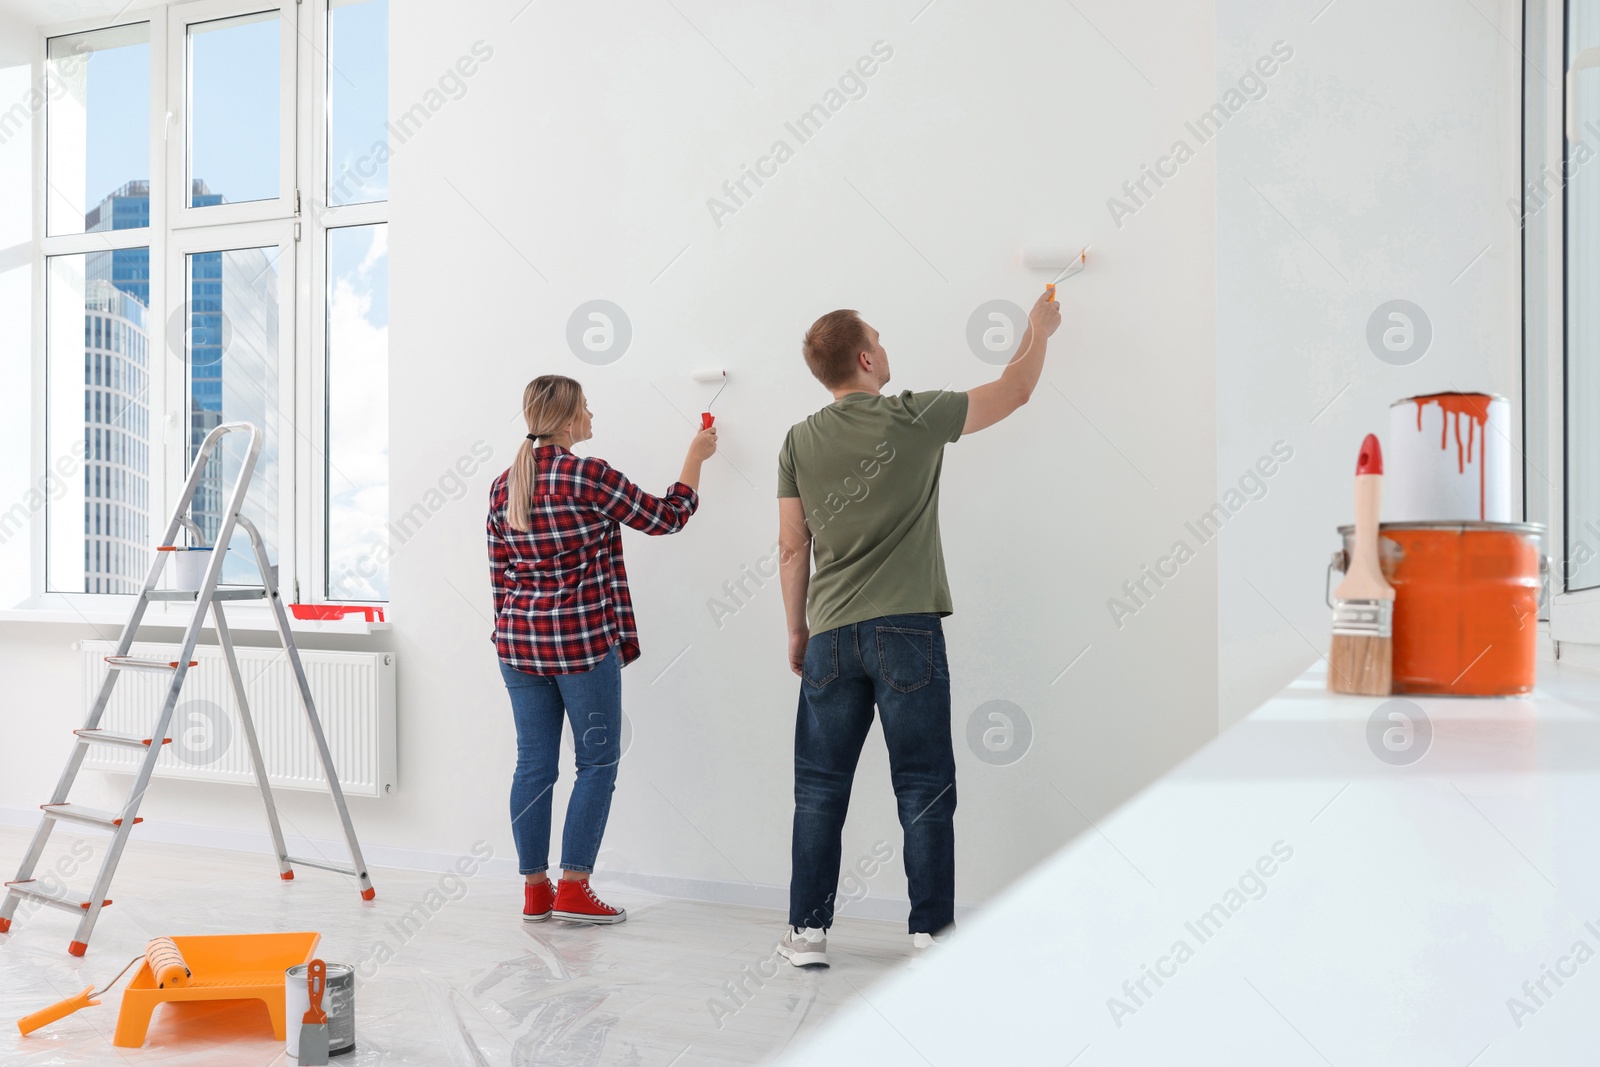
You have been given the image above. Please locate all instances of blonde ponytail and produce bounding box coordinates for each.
[507,375,585,531]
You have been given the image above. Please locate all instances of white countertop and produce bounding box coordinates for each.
[779,660,1600,1065]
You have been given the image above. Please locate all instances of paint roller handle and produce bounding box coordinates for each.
[17,987,99,1036]
[701,412,715,430]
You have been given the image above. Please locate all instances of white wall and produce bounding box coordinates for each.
[0,0,1534,930]
[1215,0,1523,727]
[0,0,1220,914]
[383,0,1218,907]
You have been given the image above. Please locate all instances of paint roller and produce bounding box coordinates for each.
[693,369,727,428]
[146,937,191,988]
[1023,246,1089,302]
[16,936,191,1036]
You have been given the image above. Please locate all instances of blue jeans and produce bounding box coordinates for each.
[789,613,957,935]
[499,645,623,875]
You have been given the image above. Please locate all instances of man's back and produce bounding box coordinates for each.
[777,388,969,636]
[773,296,1055,957]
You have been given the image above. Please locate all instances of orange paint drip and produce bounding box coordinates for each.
[1410,394,1492,521]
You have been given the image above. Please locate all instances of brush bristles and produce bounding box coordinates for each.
[1327,633,1392,696]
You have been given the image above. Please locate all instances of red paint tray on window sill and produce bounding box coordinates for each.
[289,604,386,622]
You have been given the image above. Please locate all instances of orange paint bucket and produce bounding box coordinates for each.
[1331,522,1545,695]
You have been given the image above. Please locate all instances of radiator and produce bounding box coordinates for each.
[79,641,396,798]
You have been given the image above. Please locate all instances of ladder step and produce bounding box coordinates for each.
[285,856,359,877]
[41,803,141,831]
[146,587,268,601]
[4,881,112,914]
[74,729,171,750]
[105,656,198,672]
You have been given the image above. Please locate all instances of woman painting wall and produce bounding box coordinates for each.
[487,374,717,923]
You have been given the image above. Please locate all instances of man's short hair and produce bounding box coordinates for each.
[802,309,869,389]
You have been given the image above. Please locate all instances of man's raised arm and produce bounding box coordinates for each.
[963,287,1062,435]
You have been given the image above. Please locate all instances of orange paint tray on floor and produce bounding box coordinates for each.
[113,931,320,1048]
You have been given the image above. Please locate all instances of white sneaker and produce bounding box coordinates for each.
[911,931,946,950]
[777,925,828,967]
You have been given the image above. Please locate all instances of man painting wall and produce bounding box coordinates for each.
[774,287,1063,966]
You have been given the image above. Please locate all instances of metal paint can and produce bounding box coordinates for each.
[286,962,355,1057]
[1387,393,1512,522]
[1331,522,1545,695]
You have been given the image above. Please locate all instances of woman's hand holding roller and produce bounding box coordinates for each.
[680,425,717,492]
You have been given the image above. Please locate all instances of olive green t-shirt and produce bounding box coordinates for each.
[777,388,969,635]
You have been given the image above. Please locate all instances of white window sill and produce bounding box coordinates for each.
[0,606,392,636]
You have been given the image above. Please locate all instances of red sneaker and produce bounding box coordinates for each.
[523,879,554,923]
[552,878,626,924]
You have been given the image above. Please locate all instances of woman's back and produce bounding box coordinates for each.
[488,443,697,675]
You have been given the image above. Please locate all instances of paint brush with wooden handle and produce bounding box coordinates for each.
[1328,434,1395,695]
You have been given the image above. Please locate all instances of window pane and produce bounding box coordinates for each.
[1569,2,1600,590]
[326,224,389,601]
[185,247,281,583]
[328,0,388,206]
[46,23,150,237]
[46,249,153,593]
[188,11,280,208]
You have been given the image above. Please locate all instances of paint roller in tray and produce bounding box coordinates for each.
[693,369,728,428]
[16,936,191,1036]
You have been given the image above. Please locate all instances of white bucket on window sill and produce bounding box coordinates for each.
[168,546,214,592]
[1386,392,1512,523]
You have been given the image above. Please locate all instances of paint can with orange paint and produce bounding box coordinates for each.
[1330,521,1545,695]
[1387,393,1512,523]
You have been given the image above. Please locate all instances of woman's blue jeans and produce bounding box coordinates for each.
[499,644,623,875]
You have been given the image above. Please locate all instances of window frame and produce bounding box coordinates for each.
[167,0,299,231]
[165,220,300,589]
[306,0,389,604]
[28,0,389,620]
[34,8,169,618]
[1530,0,1600,643]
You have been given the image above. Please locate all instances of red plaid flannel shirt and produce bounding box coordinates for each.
[488,444,698,674]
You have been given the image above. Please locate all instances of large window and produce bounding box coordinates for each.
[187,12,282,208]
[318,0,390,601]
[45,23,149,238]
[1526,0,1600,642]
[180,241,284,583]
[325,223,389,600]
[328,0,389,206]
[36,1,388,606]
[1568,2,1600,594]
[44,250,152,594]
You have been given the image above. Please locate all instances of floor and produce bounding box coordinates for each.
[775,660,1600,1065]
[0,826,911,1066]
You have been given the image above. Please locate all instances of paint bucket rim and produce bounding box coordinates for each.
[1389,391,1509,406]
[286,962,355,977]
[1335,521,1545,537]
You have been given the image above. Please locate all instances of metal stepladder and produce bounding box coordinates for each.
[0,422,376,955]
